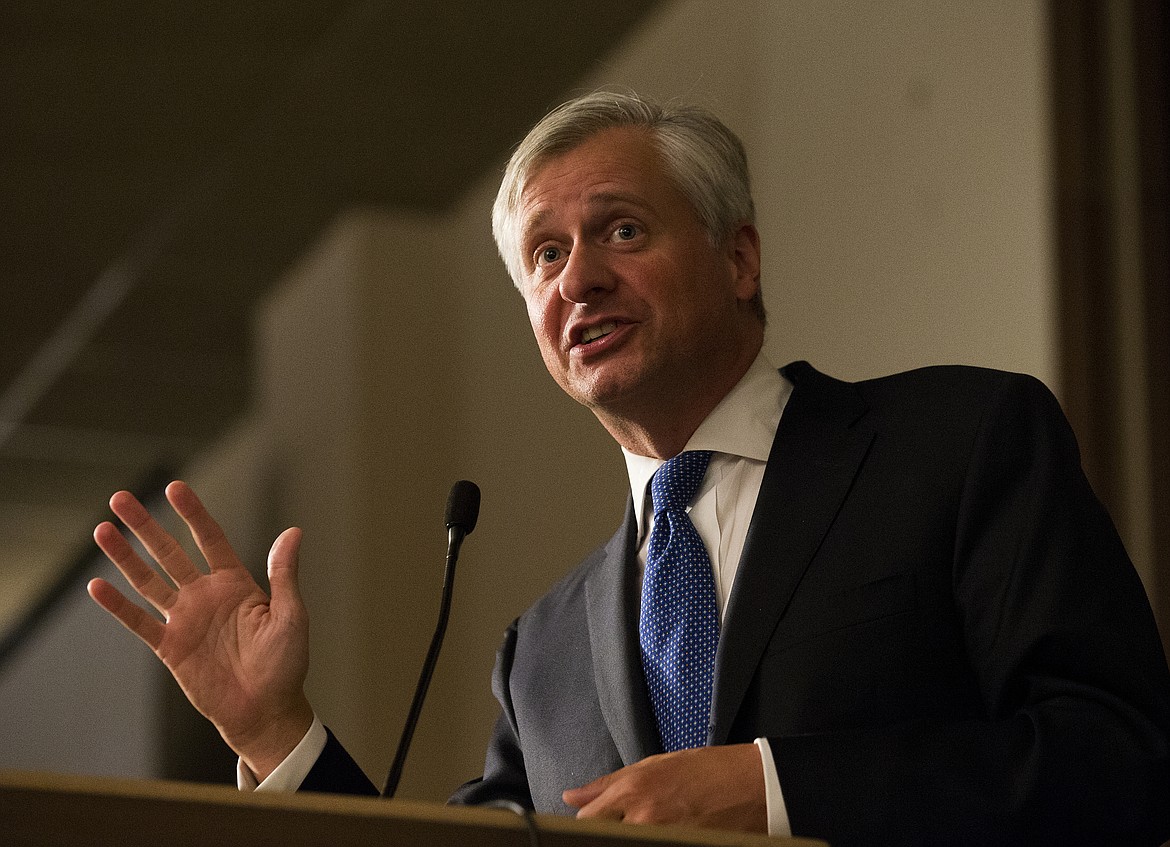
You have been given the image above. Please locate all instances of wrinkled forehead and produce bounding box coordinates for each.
[515,126,660,202]
[517,128,667,208]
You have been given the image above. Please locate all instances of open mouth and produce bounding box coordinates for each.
[581,321,618,345]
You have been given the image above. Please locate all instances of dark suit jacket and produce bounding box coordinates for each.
[306,363,1170,846]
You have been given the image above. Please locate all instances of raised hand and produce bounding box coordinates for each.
[88,480,314,780]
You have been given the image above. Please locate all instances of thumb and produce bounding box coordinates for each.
[267,527,304,614]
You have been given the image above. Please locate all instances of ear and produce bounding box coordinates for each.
[727,223,762,304]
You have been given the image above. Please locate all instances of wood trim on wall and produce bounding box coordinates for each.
[1048,0,1170,655]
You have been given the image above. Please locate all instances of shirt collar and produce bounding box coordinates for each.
[621,351,792,533]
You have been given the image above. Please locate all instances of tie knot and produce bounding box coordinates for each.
[650,450,713,515]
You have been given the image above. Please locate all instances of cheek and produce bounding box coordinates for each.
[525,296,561,354]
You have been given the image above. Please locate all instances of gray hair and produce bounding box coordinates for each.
[492,91,759,310]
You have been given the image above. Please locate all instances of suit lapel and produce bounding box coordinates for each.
[584,500,662,764]
[710,362,875,743]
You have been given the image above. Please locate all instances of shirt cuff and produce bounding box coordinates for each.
[237,714,327,792]
[754,737,792,837]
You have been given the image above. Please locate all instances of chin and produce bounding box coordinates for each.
[561,359,660,411]
[574,380,650,416]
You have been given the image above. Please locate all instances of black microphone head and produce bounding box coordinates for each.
[445,480,480,535]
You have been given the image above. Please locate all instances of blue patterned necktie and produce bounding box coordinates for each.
[639,450,720,752]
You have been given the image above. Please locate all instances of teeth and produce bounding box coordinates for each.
[582,321,617,343]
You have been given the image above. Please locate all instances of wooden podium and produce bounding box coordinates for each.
[0,770,827,847]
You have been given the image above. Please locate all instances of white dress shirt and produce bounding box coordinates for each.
[242,352,794,835]
[622,352,793,836]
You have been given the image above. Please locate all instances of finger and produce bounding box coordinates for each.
[563,772,615,810]
[165,480,243,574]
[573,794,626,822]
[87,577,165,651]
[94,520,178,614]
[109,489,202,587]
[267,527,305,618]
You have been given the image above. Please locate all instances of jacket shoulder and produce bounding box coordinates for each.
[783,360,1059,420]
[516,506,632,625]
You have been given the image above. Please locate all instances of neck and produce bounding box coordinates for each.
[593,342,761,459]
[598,415,704,460]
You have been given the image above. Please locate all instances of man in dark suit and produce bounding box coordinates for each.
[89,91,1170,845]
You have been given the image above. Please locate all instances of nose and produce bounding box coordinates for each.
[558,243,617,304]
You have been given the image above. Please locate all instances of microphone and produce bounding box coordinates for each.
[381,480,481,798]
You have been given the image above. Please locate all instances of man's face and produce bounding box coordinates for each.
[515,127,760,423]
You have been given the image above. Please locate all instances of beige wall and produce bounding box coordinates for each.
[187,0,1056,800]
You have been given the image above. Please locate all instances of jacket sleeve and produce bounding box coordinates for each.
[772,373,1170,847]
[298,727,379,796]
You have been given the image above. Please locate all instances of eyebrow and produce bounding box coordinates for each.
[520,191,651,246]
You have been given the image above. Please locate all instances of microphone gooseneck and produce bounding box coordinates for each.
[381,480,480,799]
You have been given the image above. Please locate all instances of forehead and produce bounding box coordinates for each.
[518,127,680,235]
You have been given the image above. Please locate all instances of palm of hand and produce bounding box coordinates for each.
[89,481,313,765]
[157,565,309,743]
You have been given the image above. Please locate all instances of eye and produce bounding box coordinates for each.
[535,245,563,266]
[613,223,638,241]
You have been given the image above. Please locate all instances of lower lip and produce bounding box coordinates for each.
[572,324,630,358]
